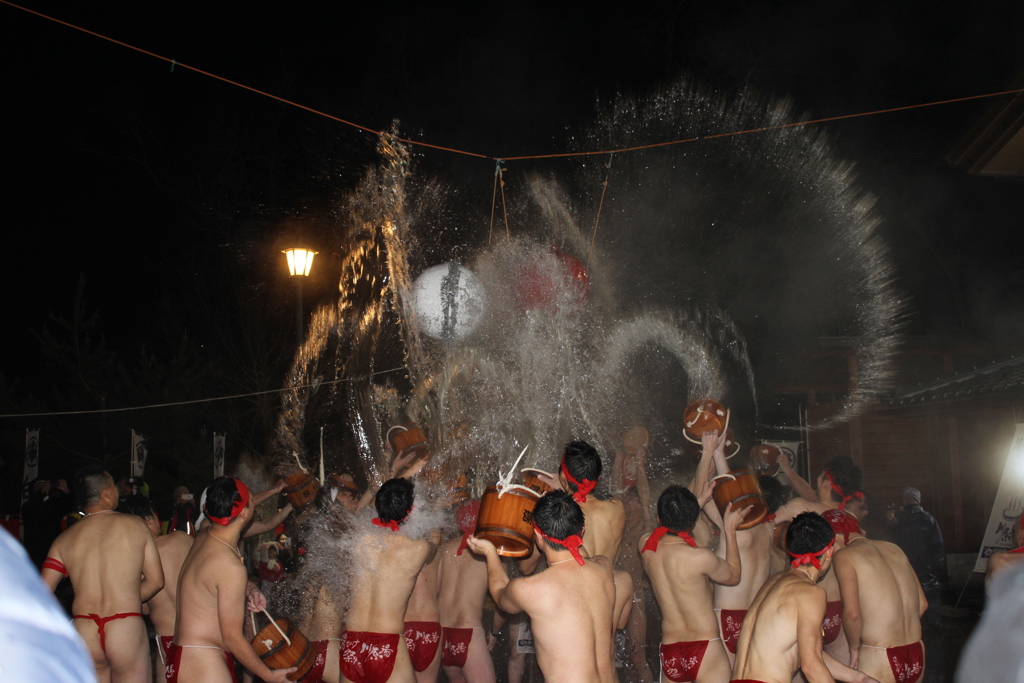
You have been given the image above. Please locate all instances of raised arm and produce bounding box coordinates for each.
[251,481,286,508]
[139,527,166,602]
[778,457,816,503]
[705,503,747,586]
[466,536,521,614]
[636,445,654,528]
[243,503,293,538]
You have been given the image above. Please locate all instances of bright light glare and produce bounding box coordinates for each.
[283,248,317,276]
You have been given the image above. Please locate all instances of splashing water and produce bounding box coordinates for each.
[264,80,904,658]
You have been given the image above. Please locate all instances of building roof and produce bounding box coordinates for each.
[884,354,1024,406]
[947,74,1024,178]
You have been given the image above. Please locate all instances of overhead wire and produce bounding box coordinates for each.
[3,0,1024,164]
[0,367,408,419]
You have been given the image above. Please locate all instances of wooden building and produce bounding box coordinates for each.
[776,337,1024,553]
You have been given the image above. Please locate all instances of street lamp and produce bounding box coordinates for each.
[283,247,317,344]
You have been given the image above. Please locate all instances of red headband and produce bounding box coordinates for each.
[561,460,596,503]
[823,509,862,545]
[205,479,250,526]
[641,526,697,553]
[533,521,585,565]
[823,469,863,511]
[373,506,412,533]
[788,536,836,570]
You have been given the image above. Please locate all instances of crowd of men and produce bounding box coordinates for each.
[22,428,1024,683]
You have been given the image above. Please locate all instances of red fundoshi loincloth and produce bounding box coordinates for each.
[340,631,400,683]
[719,609,747,654]
[886,641,925,683]
[660,640,710,682]
[441,627,474,668]
[403,621,441,672]
[822,601,843,645]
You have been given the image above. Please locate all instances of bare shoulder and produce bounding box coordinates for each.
[157,530,194,551]
[590,555,615,571]
[116,512,152,536]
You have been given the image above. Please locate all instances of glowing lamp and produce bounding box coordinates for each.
[283,248,317,276]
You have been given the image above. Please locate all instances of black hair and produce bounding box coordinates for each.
[74,464,111,509]
[786,512,835,557]
[656,485,700,532]
[375,478,415,524]
[533,490,585,547]
[206,476,246,521]
[821,456,862,503]
[562,440,602,493]
[119,494,156,520]
[758,476,788,514]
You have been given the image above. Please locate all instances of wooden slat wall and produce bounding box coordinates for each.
[806,400,1018,553]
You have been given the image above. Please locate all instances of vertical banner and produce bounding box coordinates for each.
[974,423,1024,572]
[131,430,148,479]
[20,429,40,539]
[213,432,226,479]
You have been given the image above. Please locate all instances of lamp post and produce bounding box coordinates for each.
[283,247,317,345]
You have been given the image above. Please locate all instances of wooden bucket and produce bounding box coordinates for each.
[283,470,320,512]
[683,399,729,443]
[475,485,540,558]
[328,472,360,494]
[711,470,768,530]
[388,424,431,461]
[749,444,782,476]
[251,617,316,681]
[521,468,554,496]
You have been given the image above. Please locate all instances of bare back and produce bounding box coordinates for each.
[406,546,442,623]
[437,536,488,627]
[714,522,773,610]
[579,498,626,561]
[732,572,827,683]
[43,511,162,683]
[638,536,721,642]
[299,584,345,640]
[505,557,617,683]
[346,528,434,634]
[174,531,246,649]
[46,512,160,617]
[150,531,193,636]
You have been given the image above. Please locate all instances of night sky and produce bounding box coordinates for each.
[4,1,1024,406]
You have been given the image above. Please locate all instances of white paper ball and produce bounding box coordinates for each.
[411,262,486,341]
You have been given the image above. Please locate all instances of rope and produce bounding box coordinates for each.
[0,0,487,160]
[0,367,408,419]
[497,161,510,239]
[487,160,500,246]
[3,0,1022,163]
[586,153,614,267]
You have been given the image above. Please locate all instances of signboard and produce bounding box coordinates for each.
[973,423,1024,572]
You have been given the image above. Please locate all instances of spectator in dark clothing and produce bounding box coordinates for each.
[888,486,945,625]
[158,485,198,534]
[20,479,74,568]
